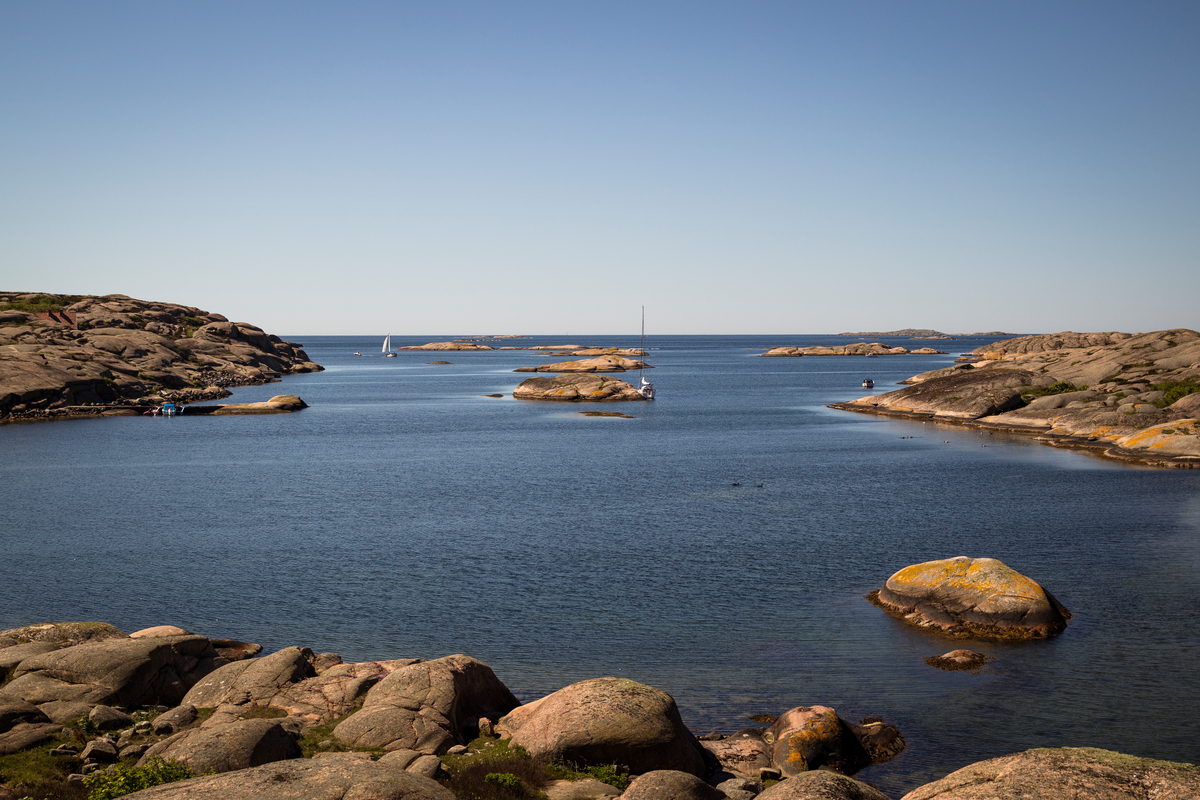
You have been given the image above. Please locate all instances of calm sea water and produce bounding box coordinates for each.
[2,334,1198,796]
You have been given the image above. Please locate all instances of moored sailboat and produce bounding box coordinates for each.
[637,307,655,400]
[383,334,397,357]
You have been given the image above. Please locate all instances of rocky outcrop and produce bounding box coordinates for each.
[398,341,495,351]
[332,654,519,753]
[900,747,1200,800]
[764,343,946,357]
[497,677,707,777]
[515,355,650,373]
[0,292,322,421]
[116,752,456,799]
[832,329,1200,467]
[702,707,903,781]
[183,646,419,730]
[513,374,648,402]
[0,621,127,646]
[1,634,225,708]
[871,557,1071,639]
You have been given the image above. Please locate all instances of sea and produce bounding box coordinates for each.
[2,334,1198,796]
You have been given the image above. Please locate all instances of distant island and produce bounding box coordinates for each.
[837,329,1024,339]
[0,292,322,422]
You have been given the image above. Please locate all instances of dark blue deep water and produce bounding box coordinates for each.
[2,335,1198,796]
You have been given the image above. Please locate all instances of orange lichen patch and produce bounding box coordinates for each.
[887,558,1044,603]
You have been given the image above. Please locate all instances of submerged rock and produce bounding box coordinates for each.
[872,557,1070,639]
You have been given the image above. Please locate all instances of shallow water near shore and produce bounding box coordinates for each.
[2,334,1198,796]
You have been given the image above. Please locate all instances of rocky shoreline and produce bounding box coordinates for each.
[0,293,321,424]
[830,329,1200,468]
[2,620,1196,800]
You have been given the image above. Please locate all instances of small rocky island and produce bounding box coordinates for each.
[1,621,1196,799]
[513,373,648,401]
[762,343,946,357]
[0,292,321,422]
[831,329,1200,467]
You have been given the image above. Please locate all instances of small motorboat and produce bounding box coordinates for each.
[353,351,364,356]
[862,379,874,388]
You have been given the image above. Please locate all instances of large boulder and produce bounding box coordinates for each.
[513,374,648,402]
[900,747,1200,800]
[701,729,773,779]
[622,770,724,800]
[758,770,890,800]
[137,717,302,774]
[769,706,870,777]
[497,677,707,777]
[333,654,519,753]
[117,752,456,799]
[1,635,223,707]
[872,557,1071,639]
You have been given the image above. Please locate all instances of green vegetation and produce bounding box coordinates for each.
[297,705,381,757]
[440,737,632,800]
[83,757,194,800]
[0,295,83,314]
[1023,381,1085,398]
[1152,379,1200,408]
[0,740,85,800]
[580,764,632,791]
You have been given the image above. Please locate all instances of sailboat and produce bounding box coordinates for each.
[637,307,655,400]
[382,334,397,357]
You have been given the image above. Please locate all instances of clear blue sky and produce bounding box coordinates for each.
[3,2,1197,335]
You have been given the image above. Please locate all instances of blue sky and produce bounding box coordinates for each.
[3,2,1197,335]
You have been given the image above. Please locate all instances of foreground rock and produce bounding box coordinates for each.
[758,770,890,800]
[871,557,1070,639]
[513,374,648,402]
[515,355,650,373]
[900,747,1200,800]
[0,292,322,421]
[137,717,302,774]
[832,329,1200,467]
[764,343,945,357]
[498,677,707,776]
[118,752,456,799]
[333,655,519,753]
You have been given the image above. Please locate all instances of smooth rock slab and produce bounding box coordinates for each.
[117,752,456,799]
[137,717,302,774]
[900,747,1200,800]
[873,557,1070,639]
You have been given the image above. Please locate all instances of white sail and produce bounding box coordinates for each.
[382,334,391,354]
